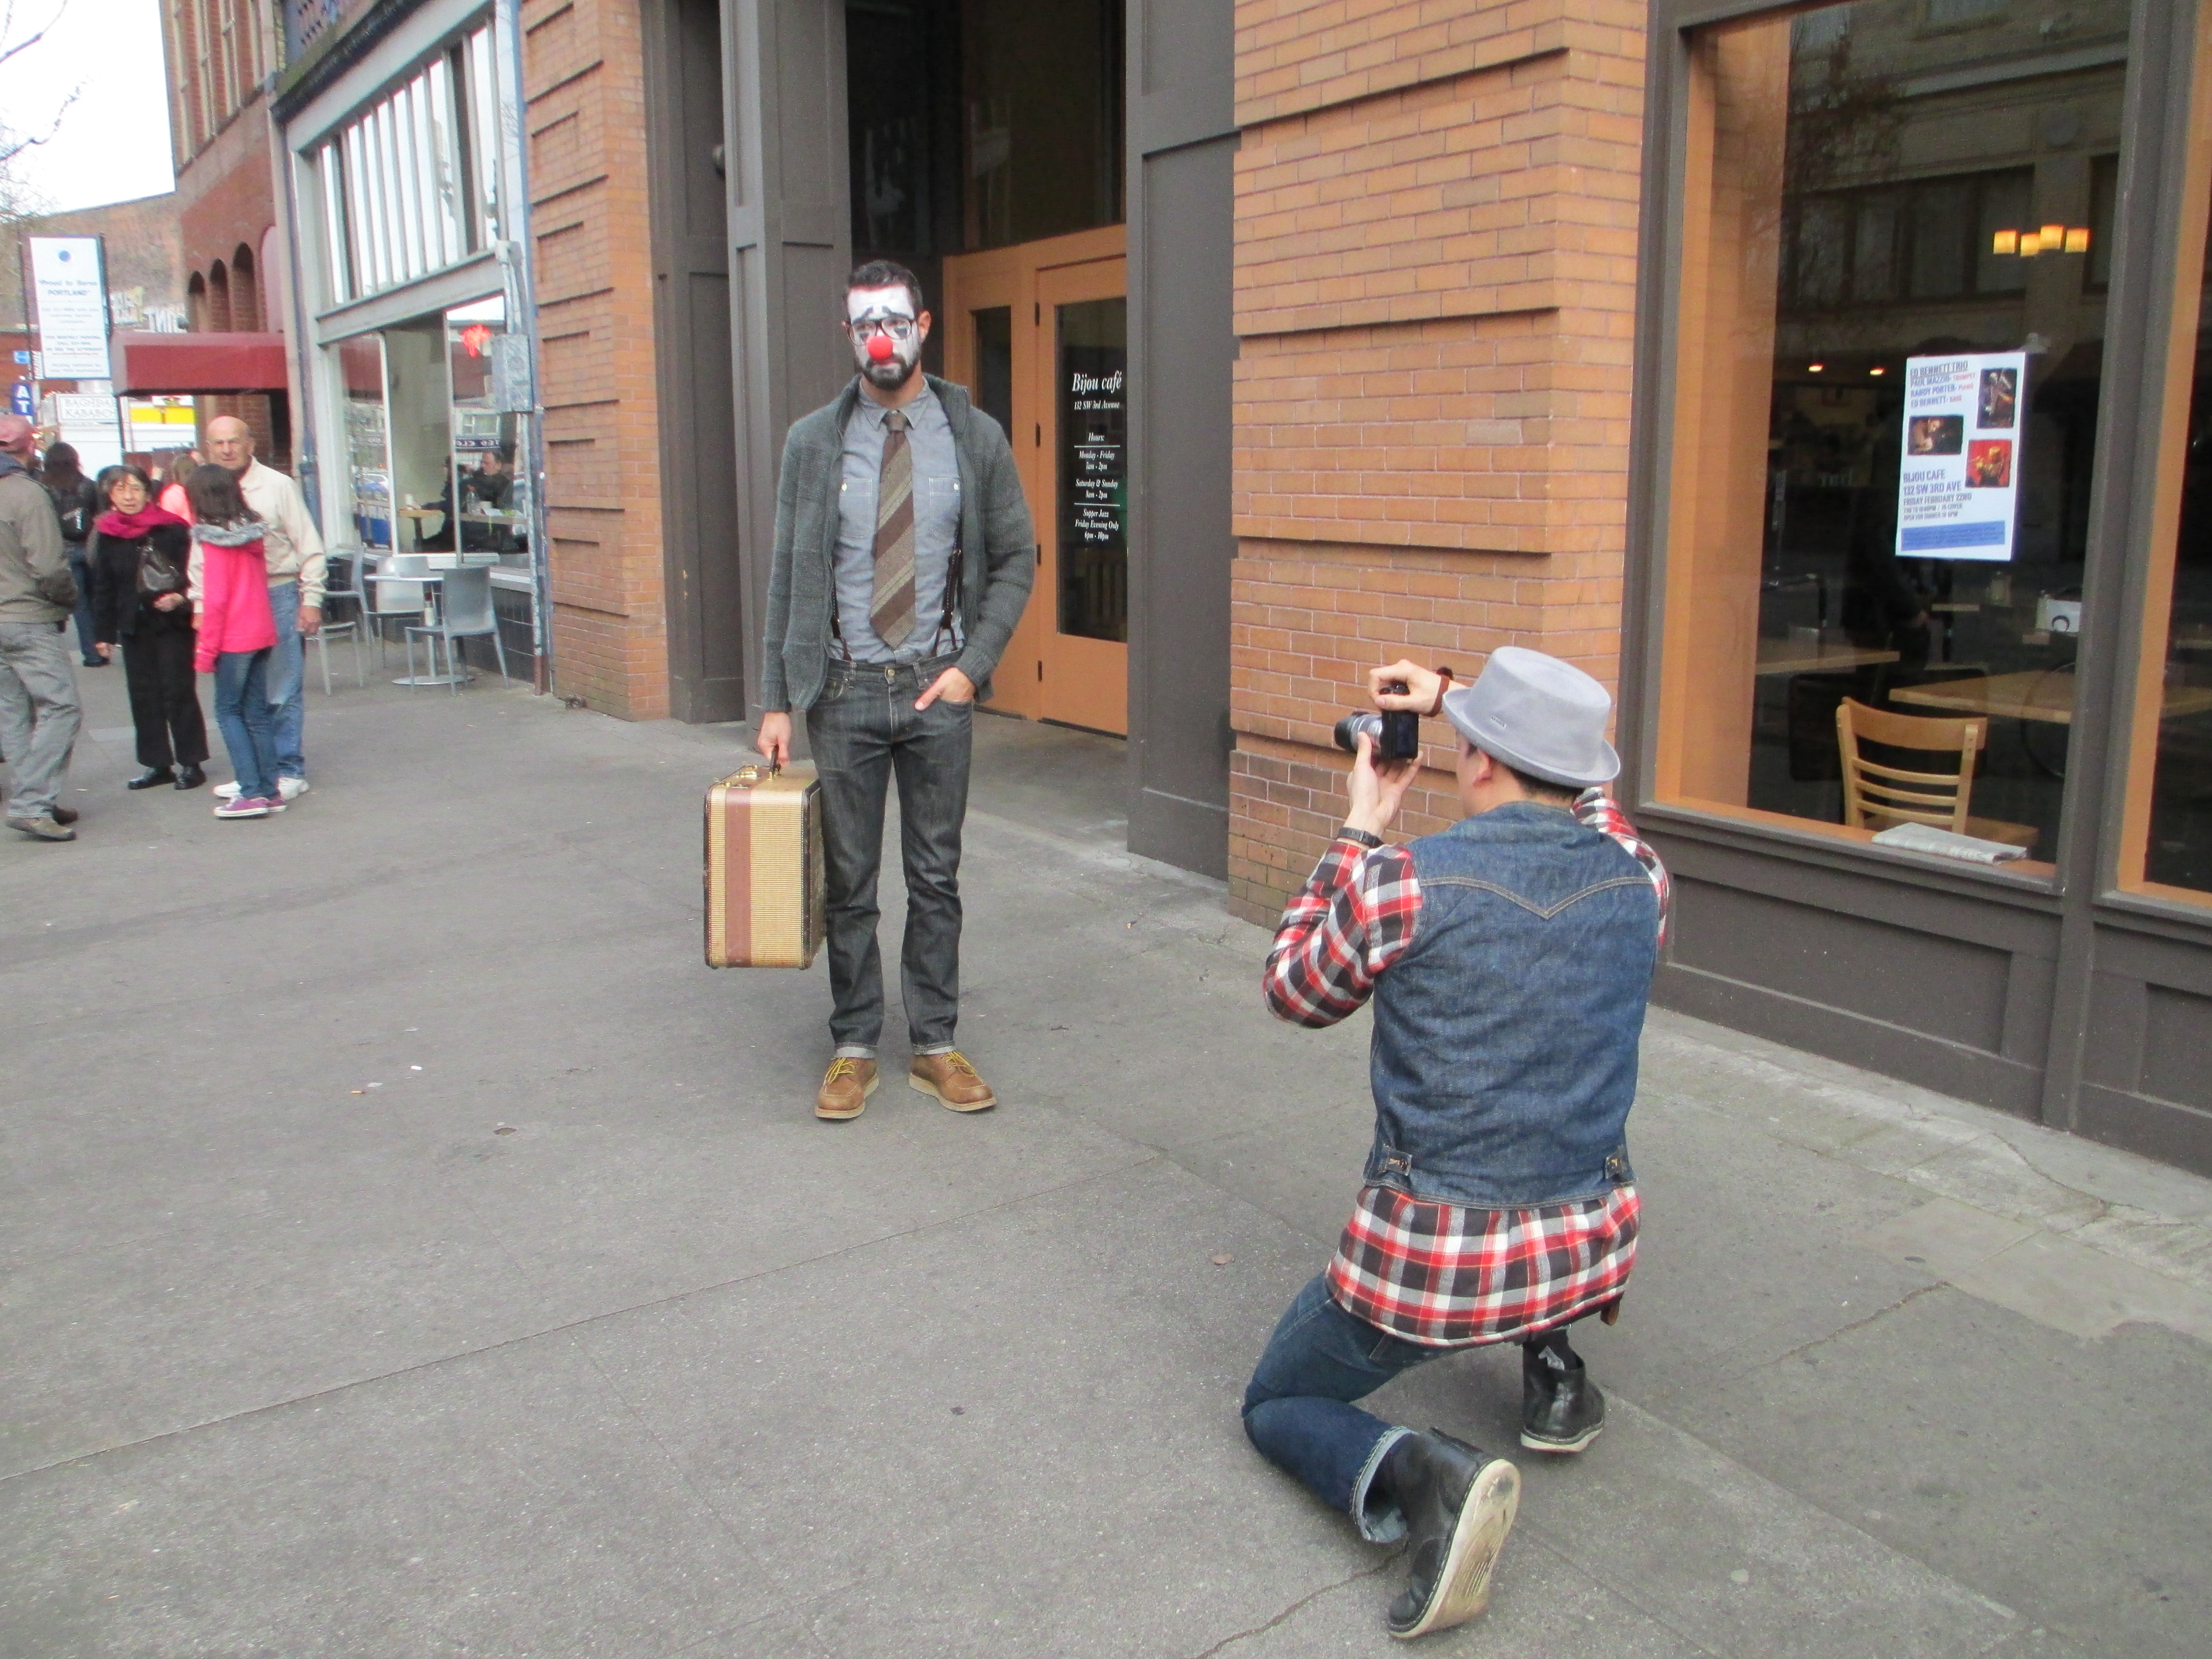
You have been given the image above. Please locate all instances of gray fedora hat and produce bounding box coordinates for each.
[1441,646,1619,788]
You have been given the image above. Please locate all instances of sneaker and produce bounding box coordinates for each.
[213,795,274,819]
[215,778,303,803]
[815,1057,878,1120]
[6,814,76,842]
[908,1050,997,1112]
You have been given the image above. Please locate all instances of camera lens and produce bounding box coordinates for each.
[1333,712,1381,754]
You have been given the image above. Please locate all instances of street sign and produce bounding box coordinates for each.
[27,236,112,381]
[8,381,33,417]
[10,350,27,365]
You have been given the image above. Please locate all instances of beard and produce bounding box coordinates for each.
[859,351,919,392]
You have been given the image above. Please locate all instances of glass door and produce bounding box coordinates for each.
[941,224,1126,731]
[1036,263,1127,733]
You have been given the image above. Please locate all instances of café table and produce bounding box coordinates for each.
[1891,670,2212,725]
[365,568,470,687]
[1753,638,1901,676]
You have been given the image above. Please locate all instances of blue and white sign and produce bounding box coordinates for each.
[28,236,111,381]
[8,382,34,418]
[1897,350,2027,563]
[10,351,27,365]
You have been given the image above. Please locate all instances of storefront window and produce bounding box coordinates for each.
[336,334,392,553]
[445,296,529,558]
[313,22,502,306]
[1655,0,2130,872]
[2121,173,2212,899]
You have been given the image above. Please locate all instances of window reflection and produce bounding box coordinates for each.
[1659,0,2131,868]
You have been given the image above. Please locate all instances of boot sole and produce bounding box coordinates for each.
[908,1072,996,1112]
[814,1072,880,1120]
[1520,1419,1603,1454]
[1389,1458,1520,1640]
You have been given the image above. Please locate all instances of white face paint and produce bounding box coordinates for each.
[846,284,926,390]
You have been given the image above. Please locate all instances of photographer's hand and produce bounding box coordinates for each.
[1367,660,1444,715]
[1346,732,1420,839]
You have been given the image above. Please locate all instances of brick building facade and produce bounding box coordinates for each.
[162,0,289,465]
[519,0,673,719]
[1223,0,1648,922]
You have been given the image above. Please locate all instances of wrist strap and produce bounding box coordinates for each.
[1337,826,1384,849]
[1425,665,1456,718]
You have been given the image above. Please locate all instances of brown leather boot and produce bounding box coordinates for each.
[814,1057,878,1121]
[908,1050,997,1112]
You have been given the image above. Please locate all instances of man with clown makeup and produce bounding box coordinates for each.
[756,260,1037,1121]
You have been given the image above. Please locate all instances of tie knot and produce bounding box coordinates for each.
[884,410,908,433]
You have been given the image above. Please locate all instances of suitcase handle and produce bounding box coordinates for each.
[731,763,781,786]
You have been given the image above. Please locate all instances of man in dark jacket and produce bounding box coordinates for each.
[0,414,84,841]
[756,260,1036,1121]
[1242,649,1670,1640]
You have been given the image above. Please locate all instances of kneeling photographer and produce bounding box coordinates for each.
[1240,649,1669,1642]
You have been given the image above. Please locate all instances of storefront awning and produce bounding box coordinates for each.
[110,332,290,397]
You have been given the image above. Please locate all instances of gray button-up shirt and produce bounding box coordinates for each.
[834,384,964,664]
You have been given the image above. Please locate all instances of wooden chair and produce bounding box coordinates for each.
[1834,698,2038,850]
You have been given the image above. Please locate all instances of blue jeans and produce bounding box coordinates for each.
[803,653,973,1056]
[213,648,280,802]
[67,547,100,664]
[1243,1274,1454,1544]
[266,580,305,780]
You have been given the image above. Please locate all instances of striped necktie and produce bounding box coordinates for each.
[870,409,916,649]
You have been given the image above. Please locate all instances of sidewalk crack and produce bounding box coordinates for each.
[1183,1555,1396,1659]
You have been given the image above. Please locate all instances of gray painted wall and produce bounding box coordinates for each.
[1126,0,1238,879]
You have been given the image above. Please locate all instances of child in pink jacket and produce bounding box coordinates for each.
[188,466,283,819]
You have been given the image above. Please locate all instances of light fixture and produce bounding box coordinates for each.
[1991,226,2093,257]
[1869,365,1886,376]
[1808,362,1825,372]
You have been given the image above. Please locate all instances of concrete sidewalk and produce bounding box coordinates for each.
[3,663,2208,1658]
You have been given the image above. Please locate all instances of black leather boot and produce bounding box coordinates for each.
[1521,1334,1605,1453]
[1377,1430,1520,1640]
[174,765,206,790]
[126,767,175,790]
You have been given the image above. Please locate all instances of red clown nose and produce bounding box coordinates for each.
[866,333,896,363]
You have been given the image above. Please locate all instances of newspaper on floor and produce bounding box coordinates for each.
[1870,821,2029,864]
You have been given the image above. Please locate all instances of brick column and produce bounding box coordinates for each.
[523,0,672,720]
[1227,0,1647,923]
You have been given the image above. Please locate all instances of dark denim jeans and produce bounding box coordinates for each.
[1242,1274,1454,1544]
[804,653,973,1056]
[66,547,101,664]
[212,648,280,802]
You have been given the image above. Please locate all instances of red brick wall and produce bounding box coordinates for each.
[522,0,671,720]
[1227,0,1646,923]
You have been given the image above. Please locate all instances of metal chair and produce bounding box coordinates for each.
[403,564,509,694]
[311,546,370,692]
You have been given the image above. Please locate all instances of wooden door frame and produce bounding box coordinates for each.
[941,224,1127,726]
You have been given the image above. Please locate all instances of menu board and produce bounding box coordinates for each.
[1896,350,2027,563]
[1058,301,1128,642]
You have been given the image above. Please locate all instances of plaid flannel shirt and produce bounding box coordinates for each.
[1262,789,1670,1346]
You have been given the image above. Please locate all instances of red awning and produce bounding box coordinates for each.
[110,332,290,397]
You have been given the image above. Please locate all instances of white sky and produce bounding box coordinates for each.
[0,0,176,214]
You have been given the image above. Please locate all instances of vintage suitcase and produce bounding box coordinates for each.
[704,764,827,969]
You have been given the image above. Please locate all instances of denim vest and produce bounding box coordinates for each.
[1364,802,1659,1208]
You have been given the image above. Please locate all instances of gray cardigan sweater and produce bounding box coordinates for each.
[759,374,1036,712]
